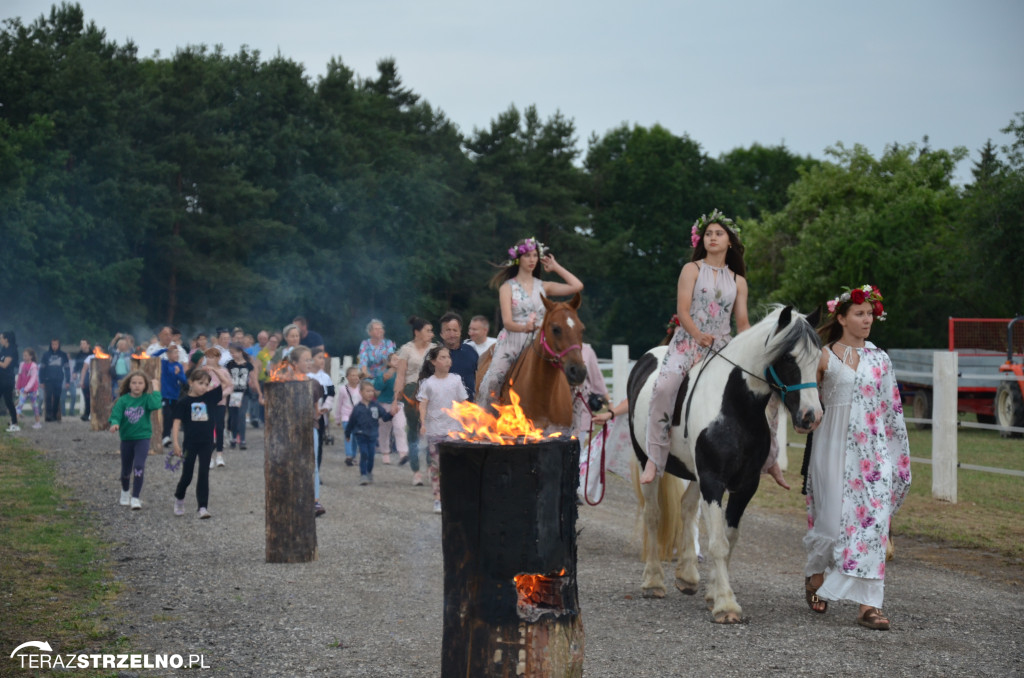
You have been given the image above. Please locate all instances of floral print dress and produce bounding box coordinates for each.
[477,278,546,407]
[804,343,911,608]
[358,338,396,379]
[645,262,736,473]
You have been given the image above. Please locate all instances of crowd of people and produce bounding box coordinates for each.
[1,219,912,631]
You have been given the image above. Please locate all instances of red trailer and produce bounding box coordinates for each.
[890,317,1024,435]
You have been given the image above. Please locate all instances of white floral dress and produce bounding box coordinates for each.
[804,342,912,608]
[645,262,736,473]
[477,278,546,406]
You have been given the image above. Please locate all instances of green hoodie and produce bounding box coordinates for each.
[109,391,163,441]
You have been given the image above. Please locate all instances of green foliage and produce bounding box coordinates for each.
[748,142,968,346]
[2,4,1021,359]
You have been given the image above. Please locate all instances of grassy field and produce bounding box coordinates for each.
[0,436,124,675]
[753,423,1024,559]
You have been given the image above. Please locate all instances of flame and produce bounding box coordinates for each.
[131,351,151,360]
[514,569,566,607]
[269,360,309,382]
[93,346,110,359]
[443,389,544,444]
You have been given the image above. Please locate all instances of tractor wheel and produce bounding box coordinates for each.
[995,381,1024,438]
[912,390,932,430]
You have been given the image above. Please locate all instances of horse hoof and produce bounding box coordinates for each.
[675,580,698,596]
[712,611,743,624]
[641,587,666,599]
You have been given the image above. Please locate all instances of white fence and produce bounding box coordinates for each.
[894,353,1024,503]
[55,349,1020,505]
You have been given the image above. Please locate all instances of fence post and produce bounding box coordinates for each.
[931,351,958,503]
[611,344,629,404]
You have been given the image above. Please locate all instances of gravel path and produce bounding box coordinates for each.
[18,418,1024,677]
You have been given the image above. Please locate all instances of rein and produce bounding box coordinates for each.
[701,342,816,395]
[574,390,607,506]
[682,339,816,438]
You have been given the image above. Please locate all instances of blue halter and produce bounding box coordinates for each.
[764,365,817,395]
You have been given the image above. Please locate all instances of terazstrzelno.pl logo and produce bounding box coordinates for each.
[10,641,210,671]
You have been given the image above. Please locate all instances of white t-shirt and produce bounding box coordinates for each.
[465,336,497,356]
[416,373,468,438]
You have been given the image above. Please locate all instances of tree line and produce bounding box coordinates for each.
[2,4,1022,356]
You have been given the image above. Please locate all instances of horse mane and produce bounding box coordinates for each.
[726,305,820,366]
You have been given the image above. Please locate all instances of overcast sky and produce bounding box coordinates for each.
[6,0,1023,182]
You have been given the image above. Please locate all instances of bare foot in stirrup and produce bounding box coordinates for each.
[640,460,657,484]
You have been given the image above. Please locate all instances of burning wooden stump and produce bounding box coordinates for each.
[89,348,111,431]
[439,395,584,677]
[132,353,162,451]
[263,378,317,564]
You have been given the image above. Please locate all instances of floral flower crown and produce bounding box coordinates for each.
[690,209,740,248]
[504,237,548,266]
[826,284,886,321]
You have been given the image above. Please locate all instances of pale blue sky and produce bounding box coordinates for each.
[6,0,1023,182]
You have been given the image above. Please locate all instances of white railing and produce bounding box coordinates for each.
[894,353,1024,503]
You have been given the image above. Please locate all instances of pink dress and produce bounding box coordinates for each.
[477,278,546,406]
[645,263,736,473]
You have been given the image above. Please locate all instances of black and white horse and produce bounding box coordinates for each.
[627,306,822,623]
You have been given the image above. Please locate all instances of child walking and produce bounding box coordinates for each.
[335,366,362,466]
[308,348,335,472]
[155,343,188,447]
[345,379,392,486]
[109,370,162,510]
[417,346,468,514]
[226,343,261,451]
[15,348,42,429]
[170,367,222,518]
[372,353,408,465]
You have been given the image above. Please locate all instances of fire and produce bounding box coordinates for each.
[131,351,151,360]
[93,346,110,359]
[268,360,308,382]
[514,569,566,609]
[443,389,544,444]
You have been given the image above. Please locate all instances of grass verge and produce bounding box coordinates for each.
[0,434,124,676]
[753,424,1024,562]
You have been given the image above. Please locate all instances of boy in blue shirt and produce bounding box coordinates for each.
[344,380,392,485]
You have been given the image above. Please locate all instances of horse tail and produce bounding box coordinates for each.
[631,457,686,561]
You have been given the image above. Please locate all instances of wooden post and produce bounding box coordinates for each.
[133,356,163,451]
[440,439,584,677]
[264,380,318,563]
[932,351,958,503]
[89,358,111,431]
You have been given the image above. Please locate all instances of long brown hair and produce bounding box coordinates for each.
[691,223,746,277]
[118,369,152,396]
[816,300,858,345]
[488,238,547,289]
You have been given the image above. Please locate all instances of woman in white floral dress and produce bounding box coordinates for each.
[477,237,583,409]
[803,284,911,631]
[641,211,752,484]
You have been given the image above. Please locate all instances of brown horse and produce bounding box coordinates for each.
[475,293,586,429]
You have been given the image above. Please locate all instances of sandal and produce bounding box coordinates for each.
[804,576,828,613]
[857,607,890,630]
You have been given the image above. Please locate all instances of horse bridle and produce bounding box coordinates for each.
[538,328,581,368]
[702,343,817,395]
[682,342,816,437]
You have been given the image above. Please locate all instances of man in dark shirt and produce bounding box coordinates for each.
[293,316,325,353]
[439,312,478,401]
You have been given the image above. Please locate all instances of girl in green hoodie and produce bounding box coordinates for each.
[109,369,162,510]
